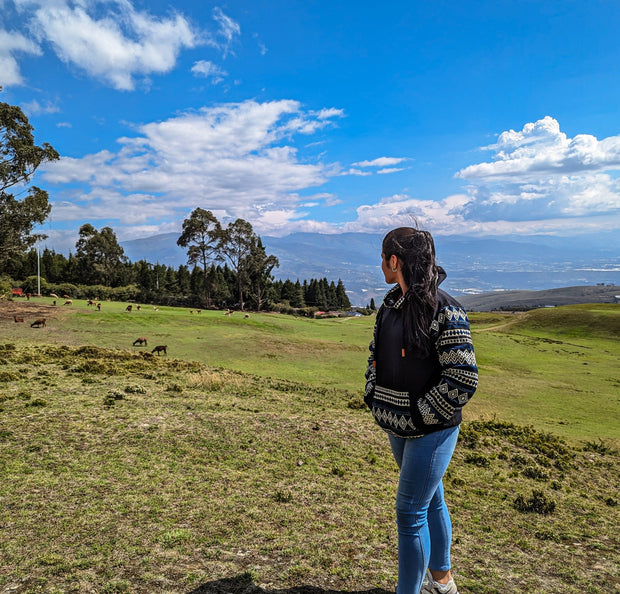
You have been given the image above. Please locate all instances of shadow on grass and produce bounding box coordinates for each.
[189,573,391,594]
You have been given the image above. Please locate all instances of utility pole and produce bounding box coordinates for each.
[37,243,41,296]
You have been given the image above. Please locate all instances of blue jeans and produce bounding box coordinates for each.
[388,426,460,594]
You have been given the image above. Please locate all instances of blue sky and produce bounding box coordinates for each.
[2,0,620,254]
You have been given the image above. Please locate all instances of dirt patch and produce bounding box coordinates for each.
[0,299,64,323]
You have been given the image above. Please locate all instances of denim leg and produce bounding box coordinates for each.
[388,427,459,594]
[427,481,452,572]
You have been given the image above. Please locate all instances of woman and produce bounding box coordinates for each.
[364,227,478,594]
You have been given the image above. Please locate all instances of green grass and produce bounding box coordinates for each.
[3,298,619,444]
[0,344,618,593]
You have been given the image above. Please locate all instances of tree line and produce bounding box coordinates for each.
[2,224,352,313]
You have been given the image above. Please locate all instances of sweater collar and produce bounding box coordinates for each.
[383,284,406,309]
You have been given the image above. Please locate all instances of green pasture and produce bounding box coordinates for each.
[1,299,619,592]
[3,298,618,444]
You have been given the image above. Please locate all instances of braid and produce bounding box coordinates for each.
[382,227,439,356]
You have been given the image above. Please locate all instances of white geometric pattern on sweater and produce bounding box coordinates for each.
[439,349,477,367]
[437,307,468,325]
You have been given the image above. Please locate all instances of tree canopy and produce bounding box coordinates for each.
[75,224,128,286]
[0,89,59,269]
[176,208,220,307]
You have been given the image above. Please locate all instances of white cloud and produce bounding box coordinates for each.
[41,99,344,229]
[35,110,620,242]
[353,156,408,168]
[21,98,60,115]
[211,7,240,57]
[340,191,620,238]
[14,0,200,90]
[377,167,405,175]
[0,28,41,86]
[340,168,372,177]
[191,60,227,83]
[457,116,620,179]
[441,117,620,233]
[343,194,471,235]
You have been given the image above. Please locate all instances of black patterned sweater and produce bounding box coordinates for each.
[364,283,478,438]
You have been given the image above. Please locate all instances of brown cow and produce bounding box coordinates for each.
[126,305,133,312]
[151,345,167,356]
[133,337,148,347]
[30,318,46,328]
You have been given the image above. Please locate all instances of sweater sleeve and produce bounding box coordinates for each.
[364,312,380,409]
[411,305,478,427]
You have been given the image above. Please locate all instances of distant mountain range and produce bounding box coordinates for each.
[120,231,620,307]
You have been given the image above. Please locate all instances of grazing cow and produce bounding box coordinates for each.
[125,305,132,312]
[151,345,167,356]
[30,318,46,328]
[87,299,95,306]
[136,305,141,311]
[63,294,70,299]
[224,309,233,316]
[133,337,148,347]
[196,309,201,314]
[244,313,250,318]
[153,306,159,311]
[63,299,72,305]
[50,293,59,299]
[14,315,24,323]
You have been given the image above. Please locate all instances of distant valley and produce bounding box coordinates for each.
[121,231,620,307]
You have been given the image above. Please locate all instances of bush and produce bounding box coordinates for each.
[464,453,491,467]
[21,275,49,294]
[514,489,556,514]
[582,439,618,455]
[0,276,14,299]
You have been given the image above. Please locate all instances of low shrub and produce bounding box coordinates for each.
[514,489,556,515]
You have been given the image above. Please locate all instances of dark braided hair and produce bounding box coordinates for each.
[382,227,439,357]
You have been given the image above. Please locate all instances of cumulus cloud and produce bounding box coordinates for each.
[457,116,620,179]
[34,108,620,242]
[41,99,344,231]
[446,117,620,232]
[13,0,200,90]
[340,191,620,238]
[343,194,471,235]
[0,28,41,86]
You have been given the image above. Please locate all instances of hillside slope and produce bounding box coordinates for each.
[460,284,620,311]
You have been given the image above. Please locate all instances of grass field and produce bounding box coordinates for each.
[2,298,618,444]
[0,298,618,593]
